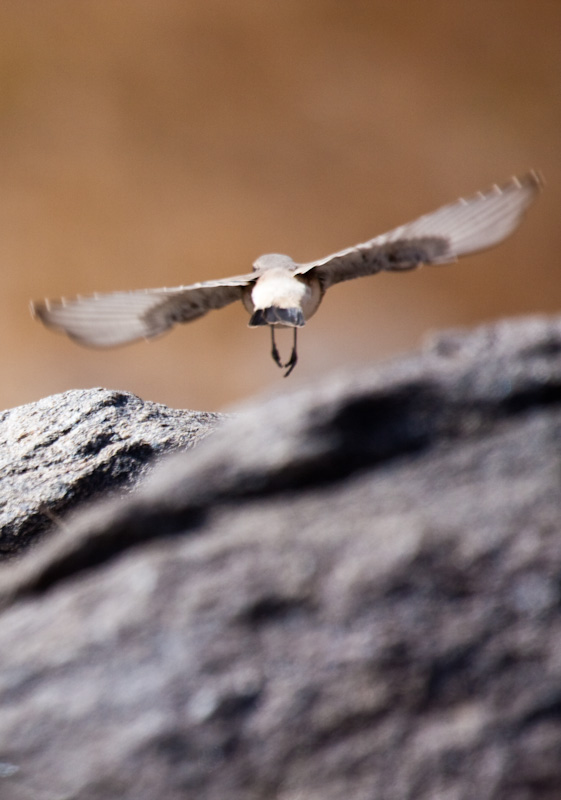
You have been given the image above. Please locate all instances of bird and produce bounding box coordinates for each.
[32,171,542,377]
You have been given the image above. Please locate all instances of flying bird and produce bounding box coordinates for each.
[32,171,542,376]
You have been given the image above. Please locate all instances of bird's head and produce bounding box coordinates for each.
[252,253,296,272]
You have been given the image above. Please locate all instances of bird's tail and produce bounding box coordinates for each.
[249,307,305,327]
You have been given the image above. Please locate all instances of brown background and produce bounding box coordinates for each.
[1,0,559,412]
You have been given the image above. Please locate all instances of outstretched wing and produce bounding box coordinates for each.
[295,172,542,290]
[32,274,257,347]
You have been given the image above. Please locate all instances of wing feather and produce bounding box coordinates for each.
[295,172,542,289]
[32,274,256,347]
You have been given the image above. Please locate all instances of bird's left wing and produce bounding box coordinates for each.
[295,172,542,290]
[32,274,257,347]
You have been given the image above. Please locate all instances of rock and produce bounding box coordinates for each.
[0,388,221,556]
[1,315,561,800]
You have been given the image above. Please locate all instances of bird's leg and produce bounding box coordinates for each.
[270,326,283,368]
[283,328,298,377]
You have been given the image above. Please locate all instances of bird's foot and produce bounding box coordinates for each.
[283,347,298,377]
[270,326,298,376]
[270,331,284,368]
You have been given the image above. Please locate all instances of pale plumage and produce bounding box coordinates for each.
[32,171,542,376]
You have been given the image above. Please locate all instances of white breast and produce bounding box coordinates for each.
[243,269,322,321]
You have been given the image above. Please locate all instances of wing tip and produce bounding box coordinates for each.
[513,168,544,195]
[30,298,52,322]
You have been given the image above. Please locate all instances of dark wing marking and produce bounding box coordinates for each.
[295,172,542,290]
[32,274,257,347]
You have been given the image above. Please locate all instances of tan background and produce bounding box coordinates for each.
[1,0,559,412]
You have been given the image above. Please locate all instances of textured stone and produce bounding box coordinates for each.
[1,316,561,800]
[0,388,221,555]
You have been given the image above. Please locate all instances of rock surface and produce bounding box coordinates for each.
[1,316,561,800]
[0,388,221,555]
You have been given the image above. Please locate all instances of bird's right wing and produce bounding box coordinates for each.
[295,172,542,290]
[32,274,257,347]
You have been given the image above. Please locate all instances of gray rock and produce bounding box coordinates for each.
[0,388,221,555]
[1,315,561,800]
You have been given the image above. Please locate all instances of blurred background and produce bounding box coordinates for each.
[0,0,559,412]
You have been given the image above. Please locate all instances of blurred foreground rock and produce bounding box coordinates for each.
[0,388,221,555]
[1,315,561,800]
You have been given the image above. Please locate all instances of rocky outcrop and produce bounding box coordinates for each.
[0,388,221,555]
[1,316,561,800]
